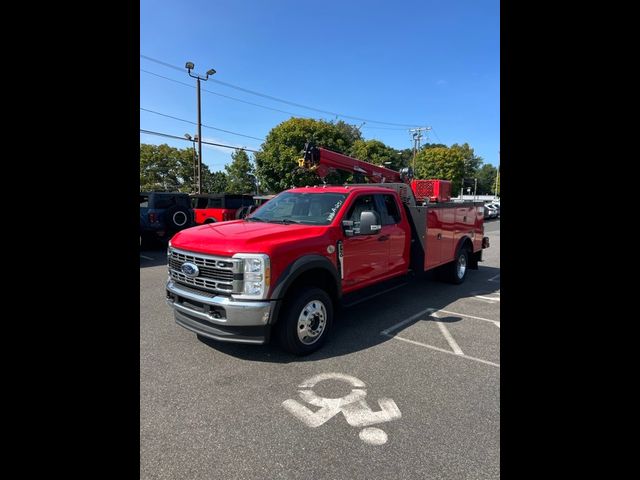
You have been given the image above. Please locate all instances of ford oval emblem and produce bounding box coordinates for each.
[181,262,199,278]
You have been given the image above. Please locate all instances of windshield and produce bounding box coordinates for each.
[247,192,348,225]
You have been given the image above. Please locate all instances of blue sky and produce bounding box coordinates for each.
[140,0,499,173]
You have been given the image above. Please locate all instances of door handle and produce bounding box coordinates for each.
[378,235,390,242]
[437,233,442,240]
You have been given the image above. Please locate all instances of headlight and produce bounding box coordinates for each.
[232,253,271,300]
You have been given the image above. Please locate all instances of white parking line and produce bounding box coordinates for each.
[435,320,464,355]
[382,333,500,368]
[488,273,500,282]
[474,295,500,302]
[140,255,154,260]
[437,309,499,327]
[380,308,434,335]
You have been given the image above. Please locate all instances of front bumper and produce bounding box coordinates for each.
[166,280,274,344]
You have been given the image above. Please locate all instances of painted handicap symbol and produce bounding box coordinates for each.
[282,373,401,445]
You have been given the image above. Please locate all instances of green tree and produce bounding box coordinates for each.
[254,118,363,192]
[414,146,466,189]
[350,139,402,171]
[202,170,228,193]
[476,164,498,195]
[450,143,483,180]
[140,143,197,192]
[225,149,256,194]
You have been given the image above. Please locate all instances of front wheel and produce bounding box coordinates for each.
[277,287,333,355]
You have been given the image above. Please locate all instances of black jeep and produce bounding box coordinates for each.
[140,192,194,247]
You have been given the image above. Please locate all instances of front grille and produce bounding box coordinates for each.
[168,258,234,281]
[169,249,242,294]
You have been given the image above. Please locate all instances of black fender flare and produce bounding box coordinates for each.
[455,235,478,269]
[455,235,474,254]
[269,255,341,325]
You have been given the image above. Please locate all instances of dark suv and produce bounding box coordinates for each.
[140,192,194,246]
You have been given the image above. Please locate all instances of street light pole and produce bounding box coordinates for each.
[494,151,500,198]
[186,61,216,194]
[184,134,197,193]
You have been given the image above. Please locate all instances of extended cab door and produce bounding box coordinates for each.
[340,194,388,290]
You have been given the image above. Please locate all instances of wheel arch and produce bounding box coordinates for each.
[269,255,341,325]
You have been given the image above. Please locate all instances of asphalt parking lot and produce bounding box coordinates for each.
[140,219,500,480]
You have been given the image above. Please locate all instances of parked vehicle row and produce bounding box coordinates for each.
[140,192,273,247]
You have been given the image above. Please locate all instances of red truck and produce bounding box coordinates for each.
[166,145,489,355]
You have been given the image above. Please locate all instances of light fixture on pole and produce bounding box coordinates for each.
[186,61,216,194]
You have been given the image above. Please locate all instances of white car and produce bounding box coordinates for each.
[484,204,498,219]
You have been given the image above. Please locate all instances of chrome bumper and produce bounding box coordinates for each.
[166,280,274,344]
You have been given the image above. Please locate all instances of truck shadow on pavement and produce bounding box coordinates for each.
[197,266,500,363]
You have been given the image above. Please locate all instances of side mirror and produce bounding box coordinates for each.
[358,211,381,235]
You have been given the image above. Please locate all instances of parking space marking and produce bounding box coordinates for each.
[140,255,154,260]
[382,333,500,368]
[433,312,464,355]
[488,273,501,282]
[437,309,499,327]
[380,308,435,335]
[473,295,500,303]
[380,308,500,368]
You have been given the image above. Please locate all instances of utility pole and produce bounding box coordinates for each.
[474,178,477,201]
[186,61,216,194]
[184,133,198,193]
[409,127,432,172]
[494,151,500,198]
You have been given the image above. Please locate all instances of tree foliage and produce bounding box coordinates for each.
[203,170,228,193]
[414,146,466,189]
[476,164,498,195]
[350,139,402,171]
[140,143,200,192]
[225,149,256,194]
[254,118,363,192]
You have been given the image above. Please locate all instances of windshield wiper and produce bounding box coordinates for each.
[270,219,302,224]
[245,217,266,222]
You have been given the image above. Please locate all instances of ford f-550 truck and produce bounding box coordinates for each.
[166,144,489,355]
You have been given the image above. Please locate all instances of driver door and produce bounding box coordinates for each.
[340,194,388,291]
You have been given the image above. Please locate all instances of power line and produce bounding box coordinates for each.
[140,107,265,141]
[141,54,422,128]
[139,129,259,153]
[431,127,444,144]
[142,68,411,132]
[141,69,314,119]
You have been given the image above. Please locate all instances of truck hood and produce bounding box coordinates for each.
[170,220,328,256]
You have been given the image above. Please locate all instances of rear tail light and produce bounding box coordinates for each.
[148,212,157,223]
[223,212,232,221]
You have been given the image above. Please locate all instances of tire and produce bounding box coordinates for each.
[166,206,190,229]
[277,287,333,355]
[204,218,216,224]
[441,246,471,284]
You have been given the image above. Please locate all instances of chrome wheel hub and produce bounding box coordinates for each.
[457,254,467,279]
[297,300,327,345]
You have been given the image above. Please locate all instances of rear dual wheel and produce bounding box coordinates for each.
[441,247,470,284]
